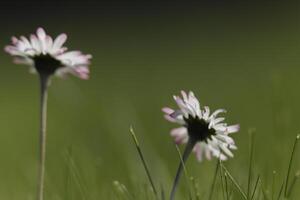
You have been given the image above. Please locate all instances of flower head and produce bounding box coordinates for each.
[163,91,239,161]
[4,27,91,79]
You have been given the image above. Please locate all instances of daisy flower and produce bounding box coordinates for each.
[4,27,92,200]
[164,91,239,200]
[4,27,91,79]
[163,90,239,161]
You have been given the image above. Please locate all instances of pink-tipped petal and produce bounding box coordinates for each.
[37,27,46,39]
[74,66,90,80]
[52,33,67,52]
[162,107,174,115]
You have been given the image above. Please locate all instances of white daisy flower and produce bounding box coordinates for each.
[163,90,239,161]
[4,27,91,79]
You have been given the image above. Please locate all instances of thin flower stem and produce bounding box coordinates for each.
[174,145,194,198]
[170,139,195,200]
[37,73,50,200]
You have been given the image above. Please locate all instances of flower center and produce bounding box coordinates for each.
[185,115,216,143]
[33,54,63,75]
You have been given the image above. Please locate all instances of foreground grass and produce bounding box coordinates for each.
[116,129,300,200]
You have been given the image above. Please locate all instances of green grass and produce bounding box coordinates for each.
[124,132,299,200]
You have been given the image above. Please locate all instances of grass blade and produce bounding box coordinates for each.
[174,144,189,180]
[190,177,200,200]
[247,130,255,199]
[272,171,276,200]
[284,134,300,197]
[219,160,226,200]
[64,149,90,200]
[113,180,134,200]
[130,126,158,197]
[160,184,166,200]
[224,173,229,200]
[286,171,300,198]
[251,175,260,200]
[276,182,284,200]
[220,162,247,200]
[208,161,220,200]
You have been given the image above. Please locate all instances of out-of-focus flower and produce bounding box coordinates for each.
[163,90,239,161]
[5,27,91,79]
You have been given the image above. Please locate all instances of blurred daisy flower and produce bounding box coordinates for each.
[5,27,92,200]
[4,27,91,79]
[163,90,239,161]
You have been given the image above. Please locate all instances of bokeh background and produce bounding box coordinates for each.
[0,1,299,199]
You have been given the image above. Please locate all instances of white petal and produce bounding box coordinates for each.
[215,134,234,145]
[220,144,234,157]
[181,90,188,102]
[51,33,67,53]
[202,106,210,120]
[226,125,240,134]
[210,109,226,119]
[30,34,41,53]
[37,27,46,39]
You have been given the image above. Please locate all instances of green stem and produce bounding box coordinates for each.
[170,139,195,200]
[37,73,50,200]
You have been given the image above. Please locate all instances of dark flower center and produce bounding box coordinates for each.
[184,115,216,143]
[33,54,63,75]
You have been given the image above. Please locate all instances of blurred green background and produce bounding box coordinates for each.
[0,1,299,199]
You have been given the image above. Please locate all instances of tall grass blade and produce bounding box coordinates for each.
[272,170,276,200]
[174,145,189,181]
[113,180,134,200]
[208,161,220,200]
[220,162,247,200]
[286,171,300,198]
[65,149,90,200]
[284,134,300,197]
[130,126,158,197]
[276,182,284,200]
[251,175,260,200]
[219,160,226,200]
[224,173,229,200]
[64,147,73,200]
[160,184,166,200]
[190,177,200,200]
[247,130,255,199]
